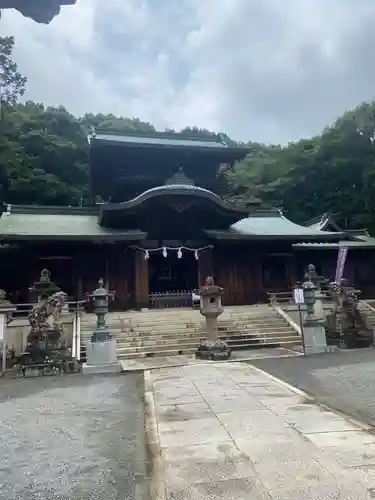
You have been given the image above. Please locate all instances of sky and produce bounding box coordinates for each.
[2,0,375,144]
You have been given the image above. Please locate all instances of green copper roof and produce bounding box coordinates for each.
[0,205,343,242]
[0,210,146,241]
[89,132,230,149]
[206,210,343,240]
[88,130,251,157]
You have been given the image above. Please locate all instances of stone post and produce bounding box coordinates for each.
[0,290,16,375]
[302,279,329,354]
[195,277,231,361]
[82,278,121,374]
[306,264,325,320]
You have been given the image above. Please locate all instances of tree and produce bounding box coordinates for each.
[228,101,375,233]
[1,103,89,205]
[0,36,27,110]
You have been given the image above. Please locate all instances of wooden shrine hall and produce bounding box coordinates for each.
[0,130,375,309]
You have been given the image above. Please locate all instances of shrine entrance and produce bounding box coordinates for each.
[148,251,198,308]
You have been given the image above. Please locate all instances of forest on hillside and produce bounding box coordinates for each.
[2,36,375,232]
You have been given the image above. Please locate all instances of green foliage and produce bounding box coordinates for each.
[0,36,27,107]
[0,103,167,205]
[228,102,375,233]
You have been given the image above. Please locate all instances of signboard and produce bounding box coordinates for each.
[293,287,305,305]
[335,246,348,284]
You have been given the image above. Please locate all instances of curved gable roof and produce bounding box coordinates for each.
[100,184,247,216]
[206,209,344,240]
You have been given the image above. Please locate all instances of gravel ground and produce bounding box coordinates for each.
[248,349,375,426]
[0,373,150,500]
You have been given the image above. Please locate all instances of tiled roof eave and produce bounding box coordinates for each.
[205,230,344,241]
[0,232,147,242]
[293,241,375,249]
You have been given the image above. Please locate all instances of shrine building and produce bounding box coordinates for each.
[0,130,375,309]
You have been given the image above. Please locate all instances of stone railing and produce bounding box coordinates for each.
[266,292,294,305]
[148,291,194,309]
[267,290,332,337]
[360,299,375,315]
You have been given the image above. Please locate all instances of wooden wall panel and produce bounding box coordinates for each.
[80,251,106,298]
[213,246,262,306]
[197,248,213,286]
[108,249,135,310]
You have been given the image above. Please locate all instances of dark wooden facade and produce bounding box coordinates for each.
[2,238,375,308]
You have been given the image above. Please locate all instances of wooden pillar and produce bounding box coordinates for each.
[107,249,133,311]
[76,273,83,300]
[286,255,297,289]
[135,250,149,309]
[252,253,264,304]
[73,255,83,300]
[198,248,214,286]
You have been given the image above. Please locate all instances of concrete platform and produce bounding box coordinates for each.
[149,361,375,499]
[120,347,301,372]
[82,362,122,375]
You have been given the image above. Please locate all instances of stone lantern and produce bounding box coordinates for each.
[0,290,15,375]
[302,277,328,354]
[302,278,317,325]
[305,263,327,319]
[86,278,114,343]
[29,269,60,302]
[83,279,120,374]
[195,277,231,361]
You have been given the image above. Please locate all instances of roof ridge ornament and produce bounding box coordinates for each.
[165,166,195,186]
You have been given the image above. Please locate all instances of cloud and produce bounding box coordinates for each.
[2,0,375,143]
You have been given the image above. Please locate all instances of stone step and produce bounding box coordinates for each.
[80,324,292,338]
[114,334,299,353]
[80,327,295,342]
[80,330,295,345]
[81,318,287,331]
[79,329,298,350]
[78,305,295,361]
[125,329,295,344]
[81,309,269,319]
[117,339,301,360]
[81,305,270,319]
[80,310,275,323]
[80,318,284,330]
[114,333,297,349]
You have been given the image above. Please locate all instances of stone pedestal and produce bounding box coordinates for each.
[303,319,331,355]
[82,339,121,374]
[205,316,218,342]
[313,292,325,320]
[195,277,231,361]
[196,315,231,360]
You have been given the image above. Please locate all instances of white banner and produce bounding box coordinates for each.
[0,314,5,341]
[293,287,305,305]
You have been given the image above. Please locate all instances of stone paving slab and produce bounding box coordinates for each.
[151,361,375,499]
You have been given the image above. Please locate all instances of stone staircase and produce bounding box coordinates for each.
[360,300,375,329]
[79,305,301,361]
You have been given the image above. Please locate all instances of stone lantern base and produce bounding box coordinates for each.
[196,340,231,361]
[82,339,121,375]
